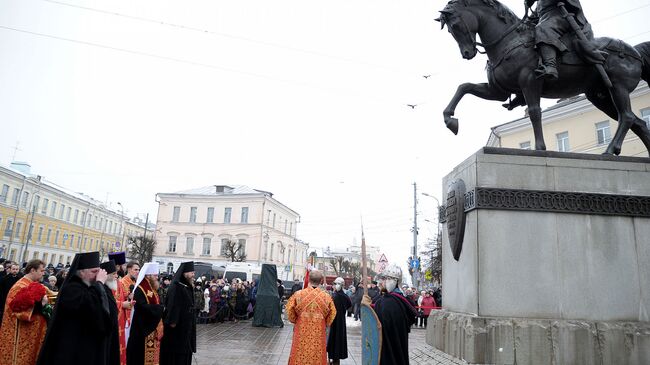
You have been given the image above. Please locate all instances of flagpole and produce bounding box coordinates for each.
[361,218,368,297]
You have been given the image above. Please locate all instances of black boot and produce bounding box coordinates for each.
[535,44,558,80]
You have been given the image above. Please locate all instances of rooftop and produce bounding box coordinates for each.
[172,185,273,196]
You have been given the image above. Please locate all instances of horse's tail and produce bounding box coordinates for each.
[636,41,650,84]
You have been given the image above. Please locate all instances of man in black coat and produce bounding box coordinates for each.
[100,260,121,365]
[363,264,417,365]
[160,261,196,365]
[36,251,112,365]
[0,261,21,327]
[327,277,351,364]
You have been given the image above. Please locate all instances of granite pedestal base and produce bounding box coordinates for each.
[426,148,650,364]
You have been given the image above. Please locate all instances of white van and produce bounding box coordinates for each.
[222,262,262,283]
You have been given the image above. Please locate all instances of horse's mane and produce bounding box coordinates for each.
[442,0,519,24]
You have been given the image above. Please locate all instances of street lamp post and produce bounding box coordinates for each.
[422,192,442,286]
[117,202,125,251]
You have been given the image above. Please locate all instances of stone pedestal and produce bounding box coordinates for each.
[426,148,650,364]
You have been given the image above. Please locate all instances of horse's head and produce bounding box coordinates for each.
[436,0,480,59]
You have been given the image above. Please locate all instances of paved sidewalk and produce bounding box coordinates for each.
[194,316,467,365]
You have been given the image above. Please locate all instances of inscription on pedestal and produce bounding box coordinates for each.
[446,179,466,261]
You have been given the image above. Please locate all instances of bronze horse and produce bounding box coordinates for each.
[437,0,650,156]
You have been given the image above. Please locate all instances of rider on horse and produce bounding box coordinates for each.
[527,0,594,80]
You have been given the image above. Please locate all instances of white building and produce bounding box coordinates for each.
[153,185,308,280]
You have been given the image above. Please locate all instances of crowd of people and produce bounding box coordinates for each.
[1,254,442,365]
[0,252,198,365]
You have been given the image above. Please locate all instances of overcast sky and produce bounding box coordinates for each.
[1,0,648,273]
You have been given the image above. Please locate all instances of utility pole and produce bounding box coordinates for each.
[20,204,37,263]
[412,182,419,289]
[6,176,26,261]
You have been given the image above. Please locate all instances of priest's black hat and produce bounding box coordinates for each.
[76,252,100,270]
[180,261,194,273]
[172,261,195,283]
[100,260,117,274]
[107,251,126,265]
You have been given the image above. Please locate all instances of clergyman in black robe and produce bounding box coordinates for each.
[252,264,284,328]
[326,279,352,363]
[373,289,417,365]
[36,251,112,365]
[0,262,21,327]
[126,263,164,365]
[160,261,196,365]
[100,260,121,365]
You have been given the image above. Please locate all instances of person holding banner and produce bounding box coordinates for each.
[126,263,164,365]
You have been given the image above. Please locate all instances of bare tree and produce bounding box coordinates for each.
[128,235,157,266]
[329,256,345,276]
[223,239,247,262]
[420,236,442,285]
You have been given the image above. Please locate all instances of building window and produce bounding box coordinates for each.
[202,237,211,255]
[33,195,40,211]
[595,121,611,145]
[70,234,75,247]
[14,222,21,238]
[59,204,65,220]
[168,236,177,252]
[0,184,9,203]
[556,131,570,152]
[66,207,71,221]
[220,238,229,256]
[46,228,52,243]
[37,226,43,242]
[237,239,246,256]
[41,198,49,214]
[284,219,288,233]
[4,219,12,237]
[108,221,113,233]
[272,213,276,228]
[51,201,57,217]
[224,208,232,224]
[206,207,214,223]
[186,236,194,254]
[77,236,81,249]
[73,209,79,224]
[241,207,249,223]
[87,214,92,227]
[54,230,59,245]
[167,263,174,274]
[641,107,650,129]
[12,188,20,206]
[172,206,181,222]
[519,141,531,150]
[189,207,197,223]
[21,192,29,208]
[80,212,86,226]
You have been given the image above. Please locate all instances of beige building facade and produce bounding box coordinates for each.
[0,162,136,265]
[487,82,650,157]
[153,185,307,280]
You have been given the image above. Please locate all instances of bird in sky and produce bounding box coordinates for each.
[406,104,417,109]
[423,75,431,79]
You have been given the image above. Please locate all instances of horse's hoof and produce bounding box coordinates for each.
[445,116,459,135]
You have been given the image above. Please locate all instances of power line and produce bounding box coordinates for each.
[591,3,650,24]
[0,24,396,105]
[40,0,424,79]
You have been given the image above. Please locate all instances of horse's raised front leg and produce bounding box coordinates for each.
[521,85,546,150]
[443,82,509,134]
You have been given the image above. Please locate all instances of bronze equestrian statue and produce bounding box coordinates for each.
[437,0,650,156]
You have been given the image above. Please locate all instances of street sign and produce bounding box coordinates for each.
[63,233,69,240]
[284,265,291,272]
[115,242,121,248]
